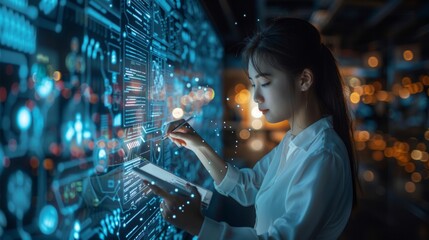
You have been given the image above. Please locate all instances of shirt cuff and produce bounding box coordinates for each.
[213,162,240,196]
[198,217,223,239]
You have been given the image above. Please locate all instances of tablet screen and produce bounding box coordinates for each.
[133,161,213,208]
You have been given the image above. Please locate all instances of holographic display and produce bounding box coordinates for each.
[0,0,223,239]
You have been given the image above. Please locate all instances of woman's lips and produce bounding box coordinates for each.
[259,108,269,114]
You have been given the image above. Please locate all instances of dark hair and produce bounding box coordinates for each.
[242,17,358,207]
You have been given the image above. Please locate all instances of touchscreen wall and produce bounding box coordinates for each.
[0,0,224,239]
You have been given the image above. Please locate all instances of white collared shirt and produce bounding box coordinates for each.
[198,116,353,239]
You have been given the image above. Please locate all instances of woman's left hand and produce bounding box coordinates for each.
[143,180,204,236]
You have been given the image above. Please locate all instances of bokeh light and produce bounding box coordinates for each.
[172,108,184,119]
[403,50,414,61]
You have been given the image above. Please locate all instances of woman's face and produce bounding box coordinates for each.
[248,60,297,123]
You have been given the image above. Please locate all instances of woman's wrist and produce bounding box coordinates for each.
[188,214,204,236]
[189,138,210,153]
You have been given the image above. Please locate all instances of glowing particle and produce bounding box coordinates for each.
[17,107,32,131]
[172,215,176,219]
[74,221,81,231]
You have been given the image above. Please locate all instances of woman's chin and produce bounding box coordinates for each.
[264,114,288,124]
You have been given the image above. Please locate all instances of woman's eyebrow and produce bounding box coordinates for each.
[248,73,272,80]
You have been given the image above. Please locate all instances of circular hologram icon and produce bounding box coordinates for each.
[39,205,58,235]
[7,170,32,220]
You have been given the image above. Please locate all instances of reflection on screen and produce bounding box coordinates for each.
[0,0,223,239]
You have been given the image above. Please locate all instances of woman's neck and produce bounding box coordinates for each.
[289,95,323,136]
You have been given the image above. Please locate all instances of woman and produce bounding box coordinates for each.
[144,17,358,239]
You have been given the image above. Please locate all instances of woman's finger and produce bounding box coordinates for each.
[160,202,169,219]
[161,200,171,212]
[169,136,182,147]
[143,180,171,200]
[186,183,201,201]
[169,132,190,141]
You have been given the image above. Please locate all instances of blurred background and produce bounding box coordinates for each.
[200,0,429,239]
[0,0,428,239]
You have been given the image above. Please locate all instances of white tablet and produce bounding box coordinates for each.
[132,160,213,208]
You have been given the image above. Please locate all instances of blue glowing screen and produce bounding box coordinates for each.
[0,0,223,239]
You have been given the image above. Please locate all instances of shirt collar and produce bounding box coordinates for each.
[286,116,333,151]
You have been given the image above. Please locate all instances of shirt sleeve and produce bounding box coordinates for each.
[213,145,278,206]
[199,149,351,239]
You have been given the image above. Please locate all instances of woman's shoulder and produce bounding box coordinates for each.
[308,127,348,159]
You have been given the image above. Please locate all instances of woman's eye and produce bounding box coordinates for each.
[261,82,271,87]
[250,84,255,88]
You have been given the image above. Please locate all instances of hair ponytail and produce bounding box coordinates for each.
[317,43,359,208]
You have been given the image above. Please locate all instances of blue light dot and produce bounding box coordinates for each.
[98,149,106,159]
[17,107,31,130]
[74,221,80,231]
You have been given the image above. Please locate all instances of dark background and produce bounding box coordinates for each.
[200,0,429,239]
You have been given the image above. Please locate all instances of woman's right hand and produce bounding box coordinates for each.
[167,122,207,152]
[167,119,226,184]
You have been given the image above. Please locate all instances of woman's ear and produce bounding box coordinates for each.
[299,68,314,91]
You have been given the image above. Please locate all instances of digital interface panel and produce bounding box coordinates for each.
[0,0,224,239]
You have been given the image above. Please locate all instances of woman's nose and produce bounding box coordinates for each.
[253,87,264,103]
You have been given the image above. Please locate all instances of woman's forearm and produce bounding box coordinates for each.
[192,143,227,185]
